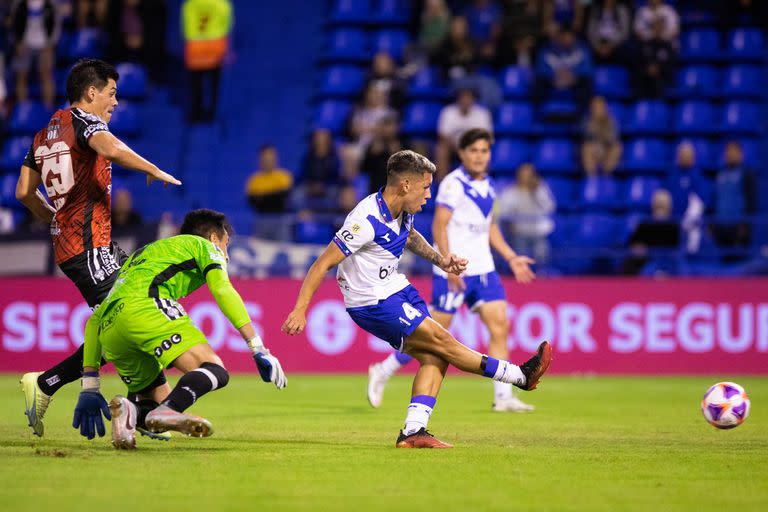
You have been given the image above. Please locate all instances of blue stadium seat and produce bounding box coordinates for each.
[672,66,717,98]
[573,214,622,247]
[413,214,434,244]
[371,30,410,61]
[680,29,720,62]
[580,176,619,210]
[66,28,103,60]
[319,65,365,97]
[540,100,578,120]
[499,66,532,98]
[267,251,292,277]
[726,28,765,61]
[115,63,148,99]
[594,66,629,99]
[314,100,352,133]
[408,66,448,100]
[329,0,371,25]
[720,101,762,135]
[534,139,577,173]
[490,139,529,174]
[716,138,761,167]
[372,0,411,25]
[625,100,670,135]
[109,102,140,138]
[9,101,51,135]
[545,177,575,211]
[625,176,661,208]
[1,136,32,173]
[401,102,441,135]
[623,139,669,173]
[494,102,534,135]
[722,65,764,98]
[605,101,626,125]
[324,29,370,62]
[674,101,717,135]
[294,220,335,244]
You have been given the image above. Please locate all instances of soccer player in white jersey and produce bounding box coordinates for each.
[282,150,552,448]
[367,129,537,412]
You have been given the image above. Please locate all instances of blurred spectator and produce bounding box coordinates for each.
[581,96,622,176]
[337,184,358,213]
[587,0,631,64]
[667,142,708,216]
[9,0,63,108]
[634,17,677,98]
[293,129,341,212]
[75,0,107,28]
[361,114,402,194]
[497,163,556,266]
[182,0,232,122]
[436,88,493,178]
[721,0,767,31]
[496,0,545,68]
[0,53,7,122]
[106,0,146,63]
[349,84,395,150]
[246,145,293,214]
[0,207,14,234]
[535,27,593,107]
[418,0,451,56]
[462,0,501,62]
[112,188,143,229]
[634,0,679,45]
[434,15,477,79]
[157,211,179,239]
[365,52,407,113]
[622,189,681,275]
[547,0,586,34]
[712,141,757,250]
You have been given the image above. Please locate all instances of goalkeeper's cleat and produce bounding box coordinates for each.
[395,428,453,449]
[138,427,171,441]
[367,363,388,408]
[493,394,535,412]
[515,341,553,391]
[145,405,213,438]
[109,395,137,450]
[20,372,51,437]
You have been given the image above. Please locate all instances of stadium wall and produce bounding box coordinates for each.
[1,277,767,375]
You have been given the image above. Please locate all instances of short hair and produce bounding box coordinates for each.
[386,150,436,182]
[180,209,233,240]
[66,59,119,104]
[458,128,494,150]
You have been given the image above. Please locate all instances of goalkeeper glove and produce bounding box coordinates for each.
[248,336,287,389]
[72,372,111,440]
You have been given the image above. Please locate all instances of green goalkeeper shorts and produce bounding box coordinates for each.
[95,297,208,393]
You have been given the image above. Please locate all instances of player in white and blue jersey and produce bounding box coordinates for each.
[367,129,538,413]
[282,150,551,448]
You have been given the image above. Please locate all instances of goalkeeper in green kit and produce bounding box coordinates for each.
[72,209,287,448]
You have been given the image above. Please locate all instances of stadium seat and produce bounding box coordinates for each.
[490,139,529,174]
[605,101,626,125]
[401,102,441,135]
[671,66,717,98]
[329,0,371,25]
[109,102,140,138]
[267,251,293,277]
[720,101,762,135]
[623,139,669,173]
[726,28,765,61]
[9,101,51,135]
[314,100,352,133]
[323,29,370,62]
[318,65,365,97]
[546,177,576,211]
[677,138,714,170]
[573,214,622,247]
[625,100,669,135]
[674,101,717,135]
[499,66,532,98]
[115,63,148,99]
[540,100,578,121]
[408,66,448,100]
[580,176,619,211]
[494,102,534,135]
[625,176,661,208]
[534,139,577,173]
[722,65,764,98]
[371,0,411,25]
[294,220,335,245]
[716,138,761,167]
[680,29,720,62]
[371,30,410,61]
[413,214,433,244]
[66,28,103,60]
[594,66,629,99]
[1,136,32,173]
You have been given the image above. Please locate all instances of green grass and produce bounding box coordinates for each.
[1,374,766,512]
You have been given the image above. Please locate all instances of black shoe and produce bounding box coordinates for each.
[515,341,553,391]
[395,428,453,448]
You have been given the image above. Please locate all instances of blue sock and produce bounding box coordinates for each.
[482,356,500,378]
[395,352,413,365]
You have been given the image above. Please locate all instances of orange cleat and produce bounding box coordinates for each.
[516,341,553,391]
[395,428,453,449]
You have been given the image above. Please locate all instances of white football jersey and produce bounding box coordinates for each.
[333,191,413,308]
[433,167,496,277]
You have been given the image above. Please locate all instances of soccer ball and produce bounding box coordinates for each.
[701,382,750,429]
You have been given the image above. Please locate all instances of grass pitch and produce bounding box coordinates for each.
[1,374,766,512]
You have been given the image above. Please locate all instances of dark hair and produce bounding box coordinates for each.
[458,128,494,150]
[66,59,119,104]
[180,209,233,240]
[386,150,436,183]
[259,144,276,153]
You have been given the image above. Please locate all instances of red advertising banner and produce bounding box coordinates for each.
[1,277,767,374]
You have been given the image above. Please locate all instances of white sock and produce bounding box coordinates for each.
[494,381,513,402]
[403,395,435,435]
[492,360,526,387]
[379,353,406,378]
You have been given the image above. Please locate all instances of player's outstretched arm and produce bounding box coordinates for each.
[73,314,111,440]
[87,131,181,187]
[489,223,535,284]
[407,228,468,275]
[16,166,56,224]
[282,242,347,335]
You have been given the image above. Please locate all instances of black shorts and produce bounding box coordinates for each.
[59,242,128,308]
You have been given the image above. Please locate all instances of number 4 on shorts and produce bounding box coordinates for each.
[402,303,422,320]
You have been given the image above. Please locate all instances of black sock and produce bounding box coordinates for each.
[134,399,159,429]
[162,363,229,413]
[37,346,108,396]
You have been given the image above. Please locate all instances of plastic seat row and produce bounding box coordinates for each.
[681,28,766,62]
[323,28,410,62]
[329,0,411,26]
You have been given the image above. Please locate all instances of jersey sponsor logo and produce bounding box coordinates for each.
[99,301,125,333]
[83,122,108,140]
[153,333,182,358]
[120,375,132,384]
[46,118,61,140]
[351,223,361,233]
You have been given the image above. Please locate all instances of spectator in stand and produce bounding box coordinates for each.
[349,83,395,150]
[0,53,7,125]
[546,0,586,34]
[667,142,708,255]
[462,0,501,63]
[111,188,143,229]
[434,15,477,79]
[361,114,402,194]
[581,96,622,176]
[8,0,63,108]
[418,0,451,56]
[622,188,681,275]
[497,163,556,268]
[245,145,293,214]
[712,141,757,250]
[634,0,679,46]
[535,26,593,107]
[365,52,408,113]
[721,0,767,31]
[435,87,493,179]
[294,128,341,212]
[105,0,146,63]
[634,16,677,98]
[75,0,107,28]
[496,0,546,68]
[587,0,631,65]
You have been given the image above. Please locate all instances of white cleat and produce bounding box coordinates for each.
[367,363,388,408]
[109,395,137,450]
[145,405,213,438]
[493,394,535,413]
[20,372,52,437]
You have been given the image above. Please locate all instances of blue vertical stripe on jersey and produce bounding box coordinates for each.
[366,214,408,258]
